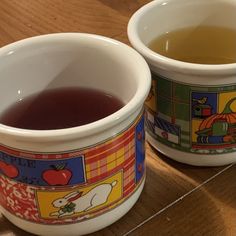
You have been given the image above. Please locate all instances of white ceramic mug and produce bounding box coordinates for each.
[128,0,236,166]
[0,33,151,235]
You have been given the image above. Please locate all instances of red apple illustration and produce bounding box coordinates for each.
[0,160,19,178]
[42,164,72,186]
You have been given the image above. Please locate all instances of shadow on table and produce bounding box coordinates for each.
[97,0,149,17]
[201,163,236,208]
[148,144,226,184]
[149,144,236,208]
[92,161,226,236]
[128,180,227,236]
[0,214,33,235]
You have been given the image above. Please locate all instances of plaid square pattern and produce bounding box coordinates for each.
[84,126,136,196]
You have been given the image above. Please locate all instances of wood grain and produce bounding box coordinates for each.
[91,144,225,235]
[0,0,149,47]
[128,163,236,236]
[0,1,233,235]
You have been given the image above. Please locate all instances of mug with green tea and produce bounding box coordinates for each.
[128,0,236,166]
[149,26,236,65]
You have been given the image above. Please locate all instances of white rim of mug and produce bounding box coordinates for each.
[127,0,236,77]
[0,33,151,141]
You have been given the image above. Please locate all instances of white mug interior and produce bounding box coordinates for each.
[0,34,140,114]
[133,0,236,46]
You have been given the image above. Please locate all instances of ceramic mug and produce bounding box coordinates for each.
[128,0,236,166]
[0,33,151,235]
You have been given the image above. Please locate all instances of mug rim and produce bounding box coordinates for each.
[0,33,151,140]
[127,0,236,76]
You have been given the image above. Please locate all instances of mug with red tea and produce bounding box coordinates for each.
[0,87,124,130]
[0,33,151,235]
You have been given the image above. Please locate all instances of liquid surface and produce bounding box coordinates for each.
[0,87,124,130]
[148,26,236,64]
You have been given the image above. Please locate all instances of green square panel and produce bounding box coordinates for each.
[175,103,190,121]
[174,83,190,102]
[158,96,172,117]
[157,77,172,97]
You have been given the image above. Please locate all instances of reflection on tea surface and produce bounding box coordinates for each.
[149,26,236,64]
[0,87,124,130]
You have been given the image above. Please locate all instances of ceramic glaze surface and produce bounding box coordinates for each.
[0,114,145,225]
[0,33,151,234]
[146,74,236,155]
[128,0,236,166]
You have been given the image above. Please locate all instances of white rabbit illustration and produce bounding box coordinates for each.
[50,180,117,218]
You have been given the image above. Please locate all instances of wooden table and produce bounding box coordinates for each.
[0,1,235,235]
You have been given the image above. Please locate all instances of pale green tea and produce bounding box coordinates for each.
[148,26,236,64]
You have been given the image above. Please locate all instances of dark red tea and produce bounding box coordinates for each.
[0,87,124,130]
